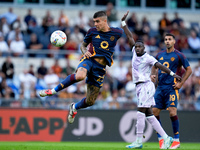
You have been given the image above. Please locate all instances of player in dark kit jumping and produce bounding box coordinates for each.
[151,33,192,149]
[39,11,123,123]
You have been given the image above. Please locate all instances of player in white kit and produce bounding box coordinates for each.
[121,11,182,149]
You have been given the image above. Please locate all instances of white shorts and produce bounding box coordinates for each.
[136,81,155,108]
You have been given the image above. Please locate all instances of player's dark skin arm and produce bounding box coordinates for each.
[121,11,135,48]
[154,62,182,81]
[151,66,158,86]
[173,66,192,89]
[80,42,92,58]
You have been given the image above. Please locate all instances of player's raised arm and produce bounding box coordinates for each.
[154,62,182,81]
[121,11,135,48]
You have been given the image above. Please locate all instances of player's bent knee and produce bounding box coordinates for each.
[168,107,177,116]
[169,110,177,116]
[75,73,86,81]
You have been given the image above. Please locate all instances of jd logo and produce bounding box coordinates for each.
[72,117,103,136]
[119,111,153,142]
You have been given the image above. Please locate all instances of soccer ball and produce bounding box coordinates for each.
[50,30,67,47]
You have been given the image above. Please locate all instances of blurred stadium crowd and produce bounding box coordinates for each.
[0,4,200,111]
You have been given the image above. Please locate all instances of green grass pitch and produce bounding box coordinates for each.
[0,142,199,150]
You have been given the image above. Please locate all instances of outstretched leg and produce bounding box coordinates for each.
[68,84,100,124]
[39,67,87,97]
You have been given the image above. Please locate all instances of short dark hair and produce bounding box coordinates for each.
[93,11,107,18]
[135,40,144,44]
[165,33,175,39]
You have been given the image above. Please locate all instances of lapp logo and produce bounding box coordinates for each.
[119,111,153,142]
[0,117,63,134]
[0,109,67,141]
[72,117,103,136]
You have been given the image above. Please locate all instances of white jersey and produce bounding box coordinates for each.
[132,47,158,84]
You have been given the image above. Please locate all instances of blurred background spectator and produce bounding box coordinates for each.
[188,30,200,53]
[24,9,37,34]
[0,17,10,37]
[58,10,69,30]
[105,2,119,27]
[10,34,26,56]
[74,11,88,35]
[44,68,59,89]
[1,56,14,81]
[158,12,171,37]
[127,12,138,32]
[42,10,54,34]
[0,32,9,55]
[0,7,17,25]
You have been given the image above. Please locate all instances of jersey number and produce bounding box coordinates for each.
[169,94,176,101]
[161,62,169,73]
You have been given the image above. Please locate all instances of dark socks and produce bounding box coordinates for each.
[54,74,77,92]
[75,97,89,110]
[170,115,179,139]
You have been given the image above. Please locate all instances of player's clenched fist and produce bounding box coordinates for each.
[84,51,92,58]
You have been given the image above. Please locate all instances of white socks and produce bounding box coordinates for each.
[136,137,142,144]
[136,111,146,139]
[162,134,168,140]
[146,115,167,137]
[51,89,57,94]
[73,104,77,111]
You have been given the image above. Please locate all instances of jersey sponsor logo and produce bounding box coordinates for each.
[100,41,109,50]
[119,111,153,142]
[170,102,175,105]
[171,57,175,61]
[110,36,115,41]
[95,35,100,39]
[160,57,164,60]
